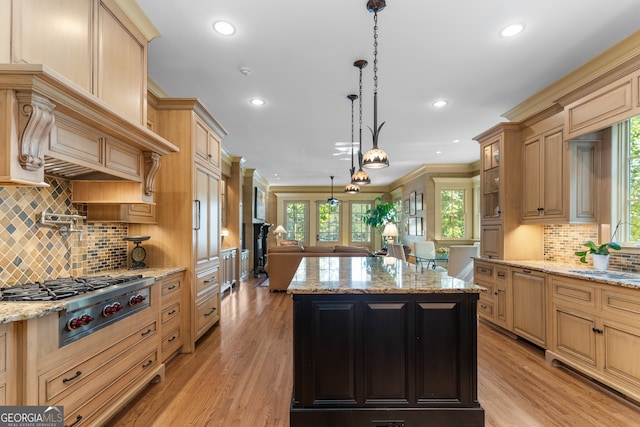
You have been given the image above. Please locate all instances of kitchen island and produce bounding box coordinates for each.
[288,256,485,427]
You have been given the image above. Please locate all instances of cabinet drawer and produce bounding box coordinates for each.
[478,299,494,317]
[161,302,181,325]
[476,280,495,297]
[196,268,219,295]
[551,276,596,309]
[39,320,157,404]
[475,263,494,280]
[161,326,182,357]
[602,288,640,324]
[63,349,159,427]
[195,287,220,338]
[160,274,182,301]
[495,267,508,282]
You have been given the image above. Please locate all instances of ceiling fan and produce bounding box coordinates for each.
[327,176,340,206]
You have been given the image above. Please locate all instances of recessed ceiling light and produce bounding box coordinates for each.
[436,151,442,154]
[250,98,265,106]
[452,139,460,143]
[432,100,447,108]
[500,23,524,38]
[213,20,235,36]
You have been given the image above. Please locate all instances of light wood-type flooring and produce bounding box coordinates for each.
[106,278,640,427]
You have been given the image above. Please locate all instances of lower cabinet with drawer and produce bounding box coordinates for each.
[158,272,184,362]
[474,261,512,331]
[194,266,221,341]
[547,274,640,402]
[0,322,16,405]
[22,281,163,427]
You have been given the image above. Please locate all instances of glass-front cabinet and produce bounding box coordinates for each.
[482,138,501,220]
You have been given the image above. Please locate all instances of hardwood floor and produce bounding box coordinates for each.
[106,278,640,427]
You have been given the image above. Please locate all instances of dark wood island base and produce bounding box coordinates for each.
[288,257,485,427]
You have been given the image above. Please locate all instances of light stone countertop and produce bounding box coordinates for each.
[473,258,640,290]
[0,266,186,324]
[287,256,484,294]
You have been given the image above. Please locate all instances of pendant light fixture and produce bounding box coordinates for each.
[344,94,361,194]
[351,59,371,185]
[362,0,389,169]
[327,176,340,206]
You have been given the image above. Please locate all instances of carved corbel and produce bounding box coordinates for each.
[15,92,56,171]
[144,152,161,196]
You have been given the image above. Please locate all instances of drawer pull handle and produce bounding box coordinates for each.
[63,370,82,383]
[142,359,154,368]
[204,276,217,283]
[141,328,153,336]
[167,285,177,290]
[204,307,217,317]
[168,336,177,342]
[168,309,177,315]
[65,415,82,427]
[592,327,604,334]
[523,269,532,274]
[480,304,487,309]
[497,272,505,278]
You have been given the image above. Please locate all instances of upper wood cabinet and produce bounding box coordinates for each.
[474,123,543,260]
[5,0,147,124]
[195,116,221,168]
[522,127,565,221]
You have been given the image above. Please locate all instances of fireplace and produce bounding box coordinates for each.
[253,223,272,277]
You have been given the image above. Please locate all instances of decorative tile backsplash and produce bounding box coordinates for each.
[544,224,640,272]
[0,177,129,286]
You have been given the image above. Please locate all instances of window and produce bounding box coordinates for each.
[441,190,465,238]
[433,177,479,240]
[284,201,309,244]
[350,202,372,244]
[614,115,640,243]
[317,203,341,242]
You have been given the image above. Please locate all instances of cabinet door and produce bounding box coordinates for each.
[512,269,546,347]
[494,267,511,330]
[571,141,598,222]
[553,306,597,366]
[602,319,640,387]
[481,139,502,220]
[541,128,564,217]
[194,164,220,268]
[194,117,210,163]
[480,224,502,259]
[522,137,542,220]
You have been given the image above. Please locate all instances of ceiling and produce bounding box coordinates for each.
[137,0,640,188]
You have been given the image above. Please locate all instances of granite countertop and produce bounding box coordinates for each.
[0,266,187,324]
[474,258,640,290]
[287,256,485,294]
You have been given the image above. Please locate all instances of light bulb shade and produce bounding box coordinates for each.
[381,223,399,237]
[344,183,360,194]
[273,225,287,236]
[351,168,371,185]
[362,147,389,169]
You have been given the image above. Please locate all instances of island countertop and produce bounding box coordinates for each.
[287,256,485,294]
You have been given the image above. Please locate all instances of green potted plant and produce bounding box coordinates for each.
[362,197,398,249]
[575,240,621,269]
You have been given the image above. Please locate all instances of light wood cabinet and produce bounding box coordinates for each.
[195,115,221,168]
[522,127,565,221]
[474,123,543,260]
[522,125,599,224]
[4,0,147,125]
[221,248,237,294]
[158,272,184,362]
[548,274,640,403]
[21,281,162,427]
[512,268,547,347]
[240,249,250,281]
[475,261,511,331]
[131,97,227,352]
[0,322,16,406]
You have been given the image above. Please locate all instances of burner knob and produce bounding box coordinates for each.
[66,314,95,330]
[129,294,146,306]
[102,302,123,317]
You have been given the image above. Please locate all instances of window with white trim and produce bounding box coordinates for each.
[612,115,640,244]
[284,201,309,244]
[433,177,479,240]
[317,202,341,243]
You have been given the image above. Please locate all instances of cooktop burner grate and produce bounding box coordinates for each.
[1,274,145,301]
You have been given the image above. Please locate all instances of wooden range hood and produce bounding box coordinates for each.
[0,65,179,202]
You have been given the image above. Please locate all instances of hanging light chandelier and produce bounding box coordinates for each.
[362,0,389,169]
[344,94,360,194]
[351,59,371,185]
